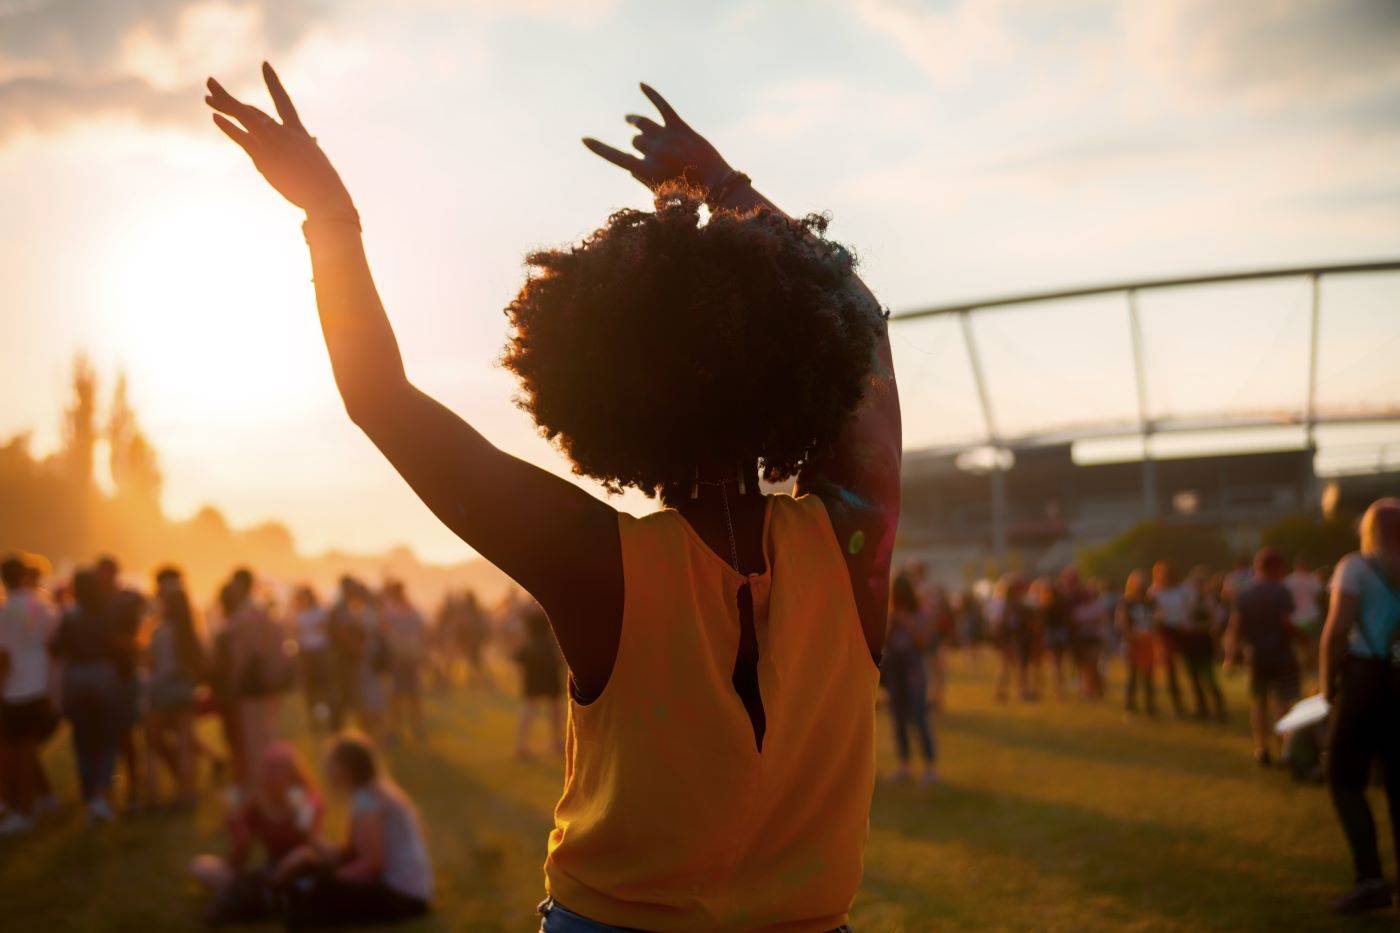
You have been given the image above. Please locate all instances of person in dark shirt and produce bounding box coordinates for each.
[513,603,564,758]
[51,570,125,821]
[94,556,147,807]
[1225,547,1299,766]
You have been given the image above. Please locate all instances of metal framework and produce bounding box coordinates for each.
[891,258,1400,559]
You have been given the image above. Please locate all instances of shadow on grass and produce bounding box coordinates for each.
[868,780,1381,931]
[388,729,557,931]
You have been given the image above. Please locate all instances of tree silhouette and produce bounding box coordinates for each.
[0,355,511,603]
[108,372,162,513]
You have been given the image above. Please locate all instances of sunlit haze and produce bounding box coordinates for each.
[3,0,1398,562]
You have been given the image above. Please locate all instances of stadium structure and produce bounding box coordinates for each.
[890,259,1400,579]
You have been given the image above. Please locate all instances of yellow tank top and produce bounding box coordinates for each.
[544,493,879,932]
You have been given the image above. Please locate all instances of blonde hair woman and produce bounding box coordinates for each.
[1319,498,1400,914]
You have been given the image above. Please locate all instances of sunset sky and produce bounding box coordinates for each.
[3,0,1399,562]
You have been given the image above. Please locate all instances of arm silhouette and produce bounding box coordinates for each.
[205,64,622,696]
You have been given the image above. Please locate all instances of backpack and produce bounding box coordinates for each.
[1360,558,1400,669]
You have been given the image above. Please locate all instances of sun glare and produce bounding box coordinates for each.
[96,189,327,434]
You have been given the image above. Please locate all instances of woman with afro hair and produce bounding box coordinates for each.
[207,65,900,932]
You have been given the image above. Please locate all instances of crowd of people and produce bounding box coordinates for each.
[2,530,1394,920]
[881,498,1399,914]
[883,543,1362,780]
[0,549,571,925]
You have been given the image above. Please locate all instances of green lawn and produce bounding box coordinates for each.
[1,657,1394,932]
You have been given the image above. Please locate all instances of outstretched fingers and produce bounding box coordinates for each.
[582,137,643,174]
[639,83,683,126]
[625,114,662,135]
[212,113,258,159]
[205,77,276,137]
[261,61,305,132]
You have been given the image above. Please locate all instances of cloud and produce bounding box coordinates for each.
[854,0,1400,119]
[0,0,618,143]
[0,74,188,139]
[1124,0,1400,107]
[851,0,1105,84]
[841,0,1400,216]
[0,0,321,141]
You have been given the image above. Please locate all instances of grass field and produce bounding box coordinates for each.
[1,655,1394,932]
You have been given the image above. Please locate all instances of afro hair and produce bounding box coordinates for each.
[501,185,885,496]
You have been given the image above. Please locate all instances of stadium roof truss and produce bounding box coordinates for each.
[890,259,1400,556]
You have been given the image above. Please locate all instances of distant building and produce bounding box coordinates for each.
[887,256,1400,581]
[898,443,1320,579]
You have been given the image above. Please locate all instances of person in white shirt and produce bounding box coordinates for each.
[381,582,427,742]
[292,587,335,730]
[1285,556,1324,684]
[1149,560,1194,719]
[0,554,61,834]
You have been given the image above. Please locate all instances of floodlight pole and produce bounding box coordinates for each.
[1127,289,1158,520]
[959,310,1007,561]
[1304,273,1322,508]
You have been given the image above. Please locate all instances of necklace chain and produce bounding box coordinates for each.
[692,476,744,572]
[719,483,740,572]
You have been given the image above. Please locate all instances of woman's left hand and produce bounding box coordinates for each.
[582,84,733,192]
[204,62,354,217]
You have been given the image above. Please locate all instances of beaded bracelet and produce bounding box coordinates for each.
[301,206,362,239]
[705,170,752,209]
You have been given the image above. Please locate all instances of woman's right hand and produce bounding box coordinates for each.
[582,84,734,193]
[205,62,355,217]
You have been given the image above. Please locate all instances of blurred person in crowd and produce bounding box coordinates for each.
[94,555,146,807]
[952,586,986,669]
[334,579,388,739]
[1224,548,1299,766]
[1285,554,1324,687]
[1035,571,1074,700]
[1224,555,1254,607]
[0,554,61,835]
[1179,567,1226,721]
[460,592,493,687]
[1149,560,1193,718]
[1318,499,1400,915]
[143,566,206,808]
[208,586,243,788]
[154,569,227,782]
[444,590,493,689]
[1070,575,1108,700]
[327,577,363,731]
[881,574,936,783]
[292,586,335,730]
[381,581,427,742]
[1117,570,1157,717]
[915,573,951,711]
[994,574,1036,703]
[276,732,432,926]
[289,582,333,728]
[513,602,564,758]
[221,569,293,794]
[423,597,454,692]
[51,569,124,822]
[191,741,324,924]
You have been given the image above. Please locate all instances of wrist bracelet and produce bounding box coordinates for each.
[705,170,752,209]
[302,206,361,240]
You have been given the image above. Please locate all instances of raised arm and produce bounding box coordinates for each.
[204,65,622,694]
[584,86,901,655]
